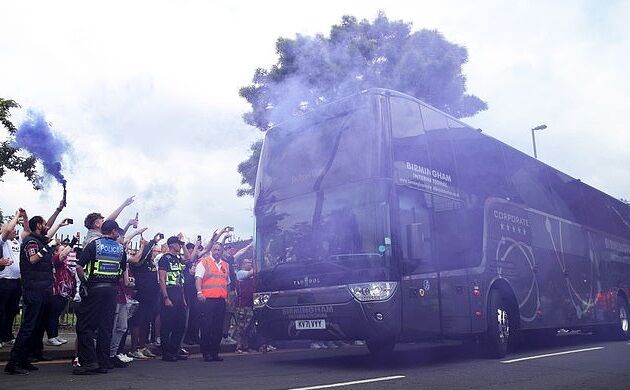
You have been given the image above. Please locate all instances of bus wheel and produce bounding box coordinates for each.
[613,296,630,340]
[484,289,511,358]
[366,338,395,357]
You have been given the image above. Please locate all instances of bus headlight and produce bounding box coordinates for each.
[253,292,271,308]
[348,282,397,302]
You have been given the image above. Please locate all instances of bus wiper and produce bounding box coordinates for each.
[328,253,384,261]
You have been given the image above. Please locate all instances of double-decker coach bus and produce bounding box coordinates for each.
[252,88,630,357]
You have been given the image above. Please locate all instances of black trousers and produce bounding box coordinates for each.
[160,287,186,357]
[183,279,200,343]
[200,298,226,357]
[7,288,51,366]
[0,278,21,342]
[76,284,117,368]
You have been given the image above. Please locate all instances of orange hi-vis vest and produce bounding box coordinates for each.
[200,256,229,299]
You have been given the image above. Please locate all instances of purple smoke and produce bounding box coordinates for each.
[14,110,69,185]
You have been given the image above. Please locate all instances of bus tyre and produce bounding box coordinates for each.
[366,338,395,357]
[613,296,630,340]
[484,289,511,358]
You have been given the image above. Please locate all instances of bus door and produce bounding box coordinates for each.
[397,188,442,336]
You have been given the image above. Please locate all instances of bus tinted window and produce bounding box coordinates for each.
[545,169,589,224]
[451,130,510,206]
[391,98,424,138]
[420,105,448,131]
[502,147,557,215]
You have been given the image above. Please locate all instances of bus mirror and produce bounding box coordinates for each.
[407,223,425,260]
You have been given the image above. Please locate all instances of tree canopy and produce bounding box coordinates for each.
[237,12,487,196]
[0,97,41,190]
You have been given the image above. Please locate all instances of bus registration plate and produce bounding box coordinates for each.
[295,319,326,330]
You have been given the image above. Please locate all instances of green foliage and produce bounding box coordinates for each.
[237,12,488,196]
[0,98,41,190]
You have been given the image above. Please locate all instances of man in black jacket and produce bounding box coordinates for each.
[4,216,57,375]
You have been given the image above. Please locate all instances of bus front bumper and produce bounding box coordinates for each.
[253,291,401,341]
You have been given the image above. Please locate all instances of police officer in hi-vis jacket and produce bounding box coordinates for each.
[74,220,127,375]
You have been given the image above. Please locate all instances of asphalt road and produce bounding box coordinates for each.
[3,335,629,390]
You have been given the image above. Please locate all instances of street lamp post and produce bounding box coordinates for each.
[531,124,547,159]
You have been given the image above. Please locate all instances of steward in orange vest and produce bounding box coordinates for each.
[195,243,230,362]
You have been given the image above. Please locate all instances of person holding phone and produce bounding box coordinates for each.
[0,209,29,350]
[127,233,163,360]
[4,216,58,375]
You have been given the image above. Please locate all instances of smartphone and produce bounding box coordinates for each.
[197,235,202,241]
[65,218,74,224]
[158,233,164,240]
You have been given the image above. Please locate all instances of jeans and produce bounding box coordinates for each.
[46,295,68,339]
[110,302,129,357]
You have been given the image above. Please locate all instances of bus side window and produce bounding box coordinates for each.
[398,189,434,274]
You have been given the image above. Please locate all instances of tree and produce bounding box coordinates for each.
[0,98,41,189]
[237,12,488,196]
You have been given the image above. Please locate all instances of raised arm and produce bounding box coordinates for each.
[128,239,148,264]
[124,227,148,246]
[233,241,253,263]
[106,195,135,222]
[46,198,66,228]
[1,209,21,241]
[20,208,30,240]
[46,218,71,239]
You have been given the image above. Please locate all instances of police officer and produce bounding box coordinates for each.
[4,216,57,375]
[158,236,187,362]
[74,220,127,375]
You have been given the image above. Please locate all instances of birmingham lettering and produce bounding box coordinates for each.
[405,162,452,183]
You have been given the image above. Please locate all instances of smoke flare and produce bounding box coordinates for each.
[14,109,70,185]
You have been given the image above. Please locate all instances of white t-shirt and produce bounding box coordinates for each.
[0,238,21,279]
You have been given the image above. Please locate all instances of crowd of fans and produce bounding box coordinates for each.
[0,194,260,376]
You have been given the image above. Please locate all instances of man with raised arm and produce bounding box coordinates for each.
[0,209,28,348]
[4,216,59,375]
[83,195,136,246]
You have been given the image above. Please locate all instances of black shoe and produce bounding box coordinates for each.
[5,364,30,375]
[93,367,108,374]
[110,357,128,368]
[105,359,115,370]
[211,355,224,362]
[203,354,213,362]
[20,363,39,371]
[176,354,188,361]
[72,367,96,375]
[162,354,177,362]
[32,355,53,362]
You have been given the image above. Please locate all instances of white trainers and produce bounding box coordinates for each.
[140,347,157,358]
[46,338,63,346]
[55,337,68,344]
[117,353,133,363]
[128,349,149,360]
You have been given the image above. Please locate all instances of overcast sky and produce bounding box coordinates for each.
[1,0,628,241]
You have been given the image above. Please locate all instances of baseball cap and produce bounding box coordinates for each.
[167,236,185,246]
[101,220,120,234]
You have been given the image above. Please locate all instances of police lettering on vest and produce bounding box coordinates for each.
[81,237,126,284]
